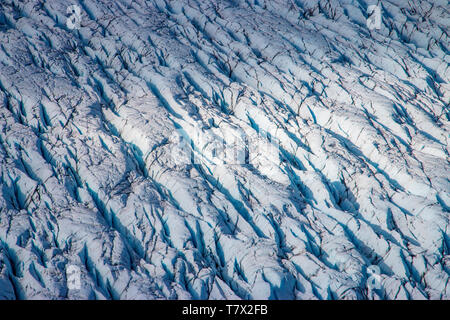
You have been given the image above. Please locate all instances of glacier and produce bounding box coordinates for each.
[0,0,448,300]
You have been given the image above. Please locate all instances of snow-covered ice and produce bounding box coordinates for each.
[0,0,448,299]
